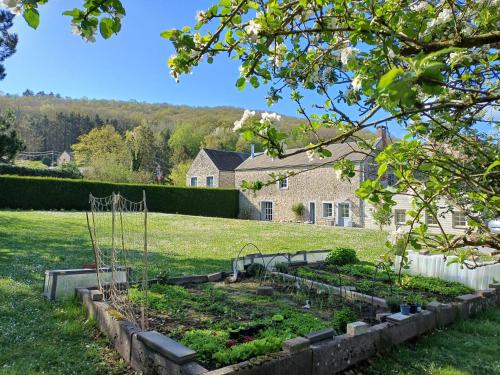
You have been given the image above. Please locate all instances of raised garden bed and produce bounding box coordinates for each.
[288,262,473,306]
[129,275,380,370]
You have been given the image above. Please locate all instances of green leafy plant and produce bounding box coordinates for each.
[325,247,359,267]
[386,296,403,313]
[246,263,266,278]
[291,202,305,220]
[332,306,358,333]
[274,262,289,274]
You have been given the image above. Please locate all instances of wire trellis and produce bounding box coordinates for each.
[86,191,149,329]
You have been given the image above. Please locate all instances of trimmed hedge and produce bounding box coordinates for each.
[0,175,239,218]
[0,164,82,179]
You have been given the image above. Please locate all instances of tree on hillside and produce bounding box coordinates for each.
[0,110,24,161]
[202,127,239,151]
[168,123,207,164]
[0,10,17,80]
[169,160,192,187]
[71,125,127,166]
[126,123,156,172]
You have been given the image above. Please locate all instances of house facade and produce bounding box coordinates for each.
[189,129,467,235]
[186,148,249,188]
[235,140,375,226]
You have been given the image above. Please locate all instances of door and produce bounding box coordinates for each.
[309,202,316,224]
[338,203,350,226]
[261,201,273,221]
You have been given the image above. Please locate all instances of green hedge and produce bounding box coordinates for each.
[0,164,82,179]
[0,175,239,218]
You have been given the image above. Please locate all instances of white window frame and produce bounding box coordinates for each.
[452,211,466,228]
[394,209,406,225]
[338,202,351,219]
[206,175,214,187]
[322,201,334,219]
[425,211,438,226]
[277,177,289,190]
[190,176,198,187]
[261,201,273,221]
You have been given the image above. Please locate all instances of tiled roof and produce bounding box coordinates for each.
[203,149,250,171]
[236,141,371,171]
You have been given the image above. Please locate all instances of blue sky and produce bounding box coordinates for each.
[1,0,304,116]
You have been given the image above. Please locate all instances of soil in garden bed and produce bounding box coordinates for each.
[289,262,474,305]
[129,276,379,370]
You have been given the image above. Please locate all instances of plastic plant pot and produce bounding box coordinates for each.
[400,304,411,315]
[409,303,418,314]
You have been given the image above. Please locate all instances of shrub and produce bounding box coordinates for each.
[332,306,357,332]
[291,202,305,219]
[325,247,359,266]
[0,163,81,179]
[246,263,266,277]
[0,175,239,218]
[372,204,393,230]
[274,262,289,274]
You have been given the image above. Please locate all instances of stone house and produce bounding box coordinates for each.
[57,150,73,166]
[189,129,467,234]
[235,139,381,227]
[186,148,249,188]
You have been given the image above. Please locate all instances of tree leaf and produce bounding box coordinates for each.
[99,18,114,39]
[377,68,404,90]
[24,8,40,29]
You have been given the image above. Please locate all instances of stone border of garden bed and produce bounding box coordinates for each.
[76,278,500,375]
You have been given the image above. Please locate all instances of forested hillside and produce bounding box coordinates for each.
[0,93,374,185]
[0,93,291,152]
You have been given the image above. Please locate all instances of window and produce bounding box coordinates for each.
[278,177,288,190]
[453,211,466,227]
[394,209,406,225]
[339,203,350,218]
[206,176,214,187]
[261,201,273,221]
[425,212,437,225]
[322,202,333,218]
[190,177,198,187]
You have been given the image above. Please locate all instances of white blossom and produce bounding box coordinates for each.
[306,149,315,162]
[233,109,256,131]
[245,19,261,42]
[260,111,281,124]
[340,46,359,66]
[71,25,81,36]
[351,75,363,91]
[335,169,342,179]
[195,10,206,23]
[410,1,430,12]
[387,227,407,245]
[427,8,453,29]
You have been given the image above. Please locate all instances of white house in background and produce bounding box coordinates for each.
[57,151,72,166]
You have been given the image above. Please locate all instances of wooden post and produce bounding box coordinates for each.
[141,190,148,330]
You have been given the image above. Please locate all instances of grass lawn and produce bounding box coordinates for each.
[0,210,386,375]
[365,306,500,375]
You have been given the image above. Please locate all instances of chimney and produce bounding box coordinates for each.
[250,144,255,159]
[376,125,388,148]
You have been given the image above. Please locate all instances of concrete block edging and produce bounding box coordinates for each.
[76,280,499,375]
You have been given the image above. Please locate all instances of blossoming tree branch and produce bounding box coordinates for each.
[5,0,499,265]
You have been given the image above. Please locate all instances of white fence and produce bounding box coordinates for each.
[395,251,500,290]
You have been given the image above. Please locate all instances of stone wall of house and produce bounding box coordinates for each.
[364,194,468,234]
[235,164,365,226]
[219,171,236,188]
[186,151,220,187]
